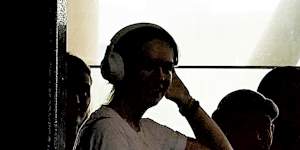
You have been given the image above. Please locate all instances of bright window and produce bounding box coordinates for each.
[67,0,300,137]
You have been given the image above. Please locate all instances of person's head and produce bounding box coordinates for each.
[212,89,279,150]
[257,66,300,149]
[258,66,300,131]
[101,23,178,108]
[65,53,92,127]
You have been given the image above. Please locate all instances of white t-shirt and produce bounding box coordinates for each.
[73,105,187,150]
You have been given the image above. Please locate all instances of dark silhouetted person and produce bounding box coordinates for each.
[257,66,300,150]
[73,23,232,150]
[212,89,279,150]
[65,53,92,150]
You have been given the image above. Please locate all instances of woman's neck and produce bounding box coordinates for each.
[108,96,147,132]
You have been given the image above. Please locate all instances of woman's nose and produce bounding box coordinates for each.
[158,67,164,80]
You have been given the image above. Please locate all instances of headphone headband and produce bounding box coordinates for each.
[110,23,165,46]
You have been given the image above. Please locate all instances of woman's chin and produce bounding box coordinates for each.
[144,96,163,108]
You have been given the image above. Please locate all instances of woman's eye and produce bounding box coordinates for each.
[162,64,174,73]
[142,61,156,71]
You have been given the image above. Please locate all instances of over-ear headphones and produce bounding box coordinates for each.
[100,23,177,84]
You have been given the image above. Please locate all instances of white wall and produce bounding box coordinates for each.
[67,0,100,65]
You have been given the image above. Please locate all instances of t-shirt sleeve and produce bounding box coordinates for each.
[141,118,187,150]
[75,119,129,150]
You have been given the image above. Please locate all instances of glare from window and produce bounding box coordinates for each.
[210,0,280,13]
[67,0,291,66]
[95,0,282,66]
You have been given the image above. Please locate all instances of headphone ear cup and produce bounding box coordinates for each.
[101,45,125,83]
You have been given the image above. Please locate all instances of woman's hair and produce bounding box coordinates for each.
[258,66,300,109]
[65,53,91,84]
[112,24,178,67]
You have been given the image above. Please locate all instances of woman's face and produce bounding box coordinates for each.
[129,39,174,108]
[66,72,92,125]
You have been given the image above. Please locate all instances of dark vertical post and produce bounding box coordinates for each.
[48,0,66,149]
